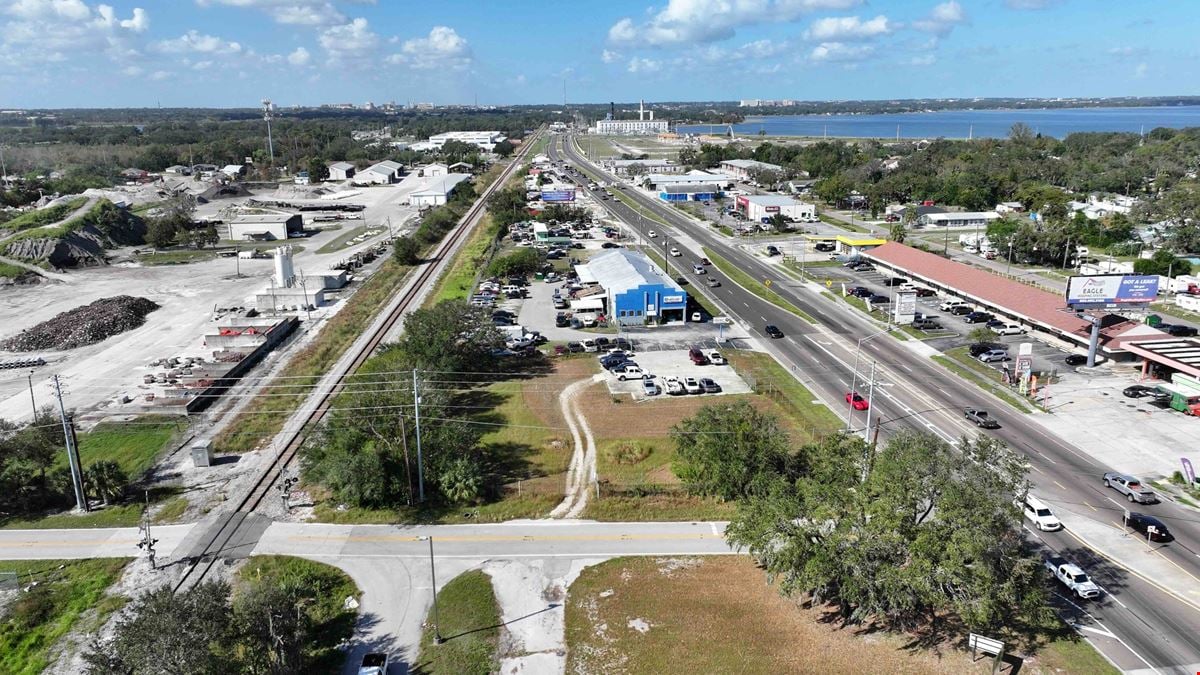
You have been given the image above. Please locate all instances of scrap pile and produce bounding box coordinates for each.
[0,295,160,351]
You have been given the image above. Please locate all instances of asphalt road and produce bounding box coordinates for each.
[556,134,1200,673]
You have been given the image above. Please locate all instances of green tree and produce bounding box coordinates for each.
[488,186,528,228]
[385,300,503,375]
[85,460,128,506]
[393,236,421,265]
[305,156,329,182]
[1133,248,1190,277]
[493,139,515,157]
[727,431,1050,634]
[145,218,178,249]
[967,326,995,346]
[487,248,542,278]
[84,581,235,674]
[671,400,793,501]
[888,220,907,243]
[813,173,852,208]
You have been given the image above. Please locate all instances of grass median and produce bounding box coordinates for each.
[932,346,1034,414]
[416,570,501,675]
[701,247,816,324]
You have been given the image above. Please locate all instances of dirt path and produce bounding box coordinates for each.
[548,376,601,519]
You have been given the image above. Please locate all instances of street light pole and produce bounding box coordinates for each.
[863,360,878,440]
[421,536,443,644]
[845,328,893,433]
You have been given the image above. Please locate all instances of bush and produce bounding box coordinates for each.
[605,442,652,466]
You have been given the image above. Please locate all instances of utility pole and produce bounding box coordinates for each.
[413,369,426,503]
[863,360,878,440]
[262,98,275,167]
[27,371,36,417]
[51,375,88,512]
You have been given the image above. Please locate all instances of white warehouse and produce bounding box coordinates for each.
[735,195,815,222]
[411,131,506,152]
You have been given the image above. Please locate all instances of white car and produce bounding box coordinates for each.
[616,365,644,381]
[709,352,727,365]
[582,340,598,353]
[642,379,660,396]
[683,377,703,394]
[991,323,1027,336]
[939,300,970,311]
[1022,494,1062,532]
[664,377,685,395]
[648,230,657,238]
[670,247,682,257]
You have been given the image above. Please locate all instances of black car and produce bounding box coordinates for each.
[567,341,584,353]
[853,263,875,272]
[555,313,569,328]
[765,324,784,339]
[985,319,1006,329]
[969,342,1003,357]
[601,242,621,249]
[849,286,873,298]
[1123,384,1157,398]
[1161,323,1200,337]
[699,378,722,393]
[949,305,973,316]
[615,337,632,350]
[1065,354,1108,366]
[883,277,908,286]
[675,276,689,286]
[963,311,995,324]
[766,245,781,256]
[914,287,937,297]
[594,337,611,348]
[867,294,890,304]
[815,242,836,252]
[1126,512,1173,542]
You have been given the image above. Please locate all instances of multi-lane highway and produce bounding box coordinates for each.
[554,133,1200,673]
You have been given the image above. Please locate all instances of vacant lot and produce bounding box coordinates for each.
[0,558,129,675]
[565,556,1111,675]
[75,415,184,478]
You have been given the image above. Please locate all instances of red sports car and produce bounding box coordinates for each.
[845,392,869,411]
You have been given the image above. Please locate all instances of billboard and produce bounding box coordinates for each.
[892,290,917,322]
[1065,274,1159,309]
[542,190,575,202]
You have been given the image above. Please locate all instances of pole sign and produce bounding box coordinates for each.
[541,190,576,202]
[1065,274,1159,309]
[1182,457,1196,485]
[893,290,917,322]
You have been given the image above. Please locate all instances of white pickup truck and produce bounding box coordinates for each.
[1045,556,1101,599]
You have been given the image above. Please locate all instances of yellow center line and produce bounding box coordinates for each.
[0,539,134,548]
[1084,501,1098,512]
[285,533,721,544]
[1053,480,1067,491]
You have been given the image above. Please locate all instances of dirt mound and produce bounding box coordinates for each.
[2,200,146,269]
[197,184,252,203]
[0,295,160,351]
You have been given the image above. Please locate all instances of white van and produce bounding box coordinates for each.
[1022,494,1062,531]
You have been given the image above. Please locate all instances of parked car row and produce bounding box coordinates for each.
[663,376,721,395]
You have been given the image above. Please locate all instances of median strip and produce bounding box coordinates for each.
[702,247,816,324]
[931,347,1034,414]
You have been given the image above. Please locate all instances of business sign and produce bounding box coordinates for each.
[1065,274,1159,309]
[1183,457,1196,485]
[661,295,684,305]
[765,205,780,213]
[541,190,575,202]
[736,195,749,208]
[712,316,732,325]
[893,290,917,322]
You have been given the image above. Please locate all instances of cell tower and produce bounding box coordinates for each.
[262,98,275,166]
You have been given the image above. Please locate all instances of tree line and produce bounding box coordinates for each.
[673,401,1051,636]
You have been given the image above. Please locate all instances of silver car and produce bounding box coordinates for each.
[1103,472,1157,504]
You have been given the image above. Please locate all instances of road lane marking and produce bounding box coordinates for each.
[1054,480,1067,491]
[710,523,720,536]
[1104,496,1123,509]
[1084,501,1098,511]
[285,533,726,544]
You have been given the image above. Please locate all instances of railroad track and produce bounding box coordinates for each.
[172,131,542,592]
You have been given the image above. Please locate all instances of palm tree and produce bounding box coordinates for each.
[86,461,128,506]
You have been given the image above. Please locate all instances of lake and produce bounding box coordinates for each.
[675,106,1200,140]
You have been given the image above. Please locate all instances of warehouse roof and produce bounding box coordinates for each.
[721,158,783,171]
[231,214,299,224]
[582,249,684,296]
[663,183,717,194]
[740,195,799,206]
[329,161,354,171]
[411,173,470,198]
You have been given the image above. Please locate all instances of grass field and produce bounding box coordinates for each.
[819,212,868,233]
[0,197,88,234]
[416,570,501,675]
[426,213,500,305]
[0,261,31,278]
[237,556,360,673]
[74,415,184,478]
[0,557,129,675]
[702,247,816,323]
[565,556,1112,675]
[934,347,1034,413]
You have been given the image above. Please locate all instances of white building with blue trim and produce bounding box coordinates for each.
[576,249,688,325]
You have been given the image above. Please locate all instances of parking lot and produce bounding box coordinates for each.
[600,347,752,401]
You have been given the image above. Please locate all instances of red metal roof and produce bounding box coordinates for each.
[863,242,1167,350]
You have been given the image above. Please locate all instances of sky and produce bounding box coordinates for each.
[0,0,1193,108]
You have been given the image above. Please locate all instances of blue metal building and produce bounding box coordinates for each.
[658,183,720,202]
[577,249,688,325]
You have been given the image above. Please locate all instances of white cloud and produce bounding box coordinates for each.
[601,49,621,63]
[1108,46,1141,56]
[608,0,863,47]
[120,64,143,76]
[809,41,874,62]
[287,46,310,65]
[907,54,936,66]
[153,30,241,54]
[0,0,149,70]
[805,15,891,41]
[195,0,358,26]
[149,69,170,80]
[912,1,967,36]
[627,56,662,73]
[387,25,471,70]
[318,17,378,61]
[737,39,787,58]
[192,60,213,70]
[1134,62,1148,78]
[5,0,93,21]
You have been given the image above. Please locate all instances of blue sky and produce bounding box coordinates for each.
[0,0,1191,108]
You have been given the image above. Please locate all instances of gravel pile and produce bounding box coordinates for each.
[1,295,160,351]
